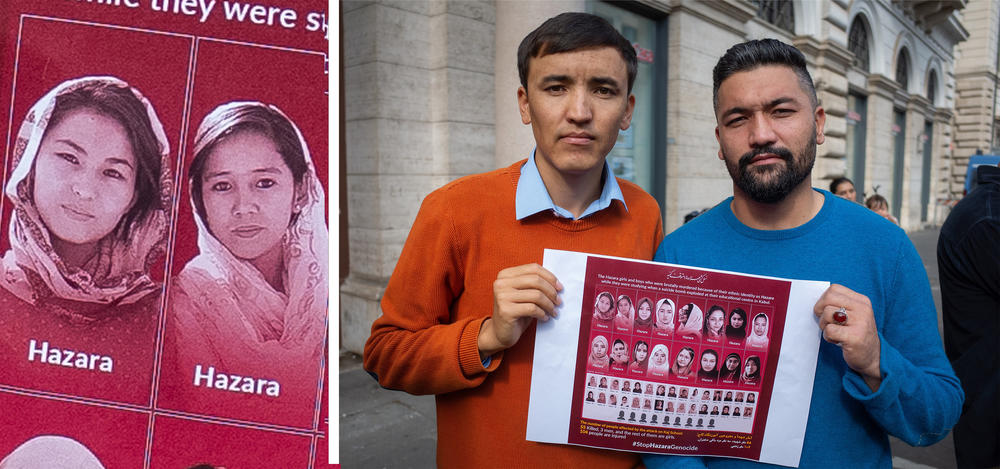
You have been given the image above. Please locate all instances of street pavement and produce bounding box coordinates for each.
[339,228,958,469]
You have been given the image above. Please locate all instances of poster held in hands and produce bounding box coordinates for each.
[527,249,828,467]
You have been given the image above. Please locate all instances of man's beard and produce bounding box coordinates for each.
[724,133,816,203]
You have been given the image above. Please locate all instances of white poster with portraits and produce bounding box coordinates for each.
[526,249,828,467]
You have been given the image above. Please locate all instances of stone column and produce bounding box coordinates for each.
[952,0,1000,194]
[863,75,900,199]
[662,0,754,232]
[340,0,496,354]
[795,36,852,187]
[901,96,932,229]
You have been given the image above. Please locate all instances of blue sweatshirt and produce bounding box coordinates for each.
[645,190,962,469]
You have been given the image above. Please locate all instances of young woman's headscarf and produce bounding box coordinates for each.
[676,303,704,337]
[726,308,748,340]
[720,352,742,381]
[654,298,675,332]
[0,76,170,321]
[745,312,770,348]
[0,435,104,469]
[171,102,328,369]
[670,346,695,377]
[646,343,670,375]
[593,291,614,321]
[633,297,654,328]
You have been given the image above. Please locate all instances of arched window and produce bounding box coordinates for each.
[895,48,910,91]
[927,70,938,105]
[752,0,795,34]
[848,17,870,71]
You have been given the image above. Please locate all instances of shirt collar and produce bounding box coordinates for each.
[515,150,627,220]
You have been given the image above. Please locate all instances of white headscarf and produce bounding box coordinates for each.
[647,343,671,375]
[0,436,104,469]
[676,303,704,337]
[0,76,171,322]
[654,298,675,331]
[171,102,328,368]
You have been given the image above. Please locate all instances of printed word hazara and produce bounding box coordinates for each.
[193,365,280,397]
[28,339,113,373]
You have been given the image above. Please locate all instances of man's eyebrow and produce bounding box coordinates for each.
[539,74,570,84]
[720,97,798,120]
[590,76,622,89]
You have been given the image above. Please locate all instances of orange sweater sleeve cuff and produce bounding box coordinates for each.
[459,317,502,377]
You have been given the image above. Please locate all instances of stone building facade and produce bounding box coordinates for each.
[340,0,984,353]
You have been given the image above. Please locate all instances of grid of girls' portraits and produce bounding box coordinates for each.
[583,287,773,433]
[0,15,329,467]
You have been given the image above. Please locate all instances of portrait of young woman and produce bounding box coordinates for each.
[587,335,611,370]
[0,76,172,403]
[592,291,615,328]
[670,346,696,378]
[675,302,703,339]
[746,312,770,349]
[726,307,748,344]
[632,297,654,333]
[613,294,634,333]
[702,305,726,340]
[652,298,674,337]
[162,102,328,427]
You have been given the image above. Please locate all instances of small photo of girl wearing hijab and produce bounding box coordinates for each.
[741,356,762,386]
[675,302,703,340]
[632,296,654,335]
[627,340,650,375]
[613,294,634,333]
[670,346,697,379]
[0,77,172,404]
[586,334,611,370]
[645,343,670,378]
[609,337,630,371]
[592,291,615,330]
[697,348,719,384]
[652,298,674,338]
[726,307,748,346]
[702,305,726,341]
[162,102,327,428]
[719,352,741,383]
[745,312,770,349]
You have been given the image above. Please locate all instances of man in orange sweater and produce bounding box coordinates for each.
[364,13,663,468]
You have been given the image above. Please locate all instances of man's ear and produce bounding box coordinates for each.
[620,94,636,130]
[814,105,826,145]
[517,87,531,125]
[715,126,724,160]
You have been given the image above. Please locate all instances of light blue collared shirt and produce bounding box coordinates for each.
[514,150,628,220]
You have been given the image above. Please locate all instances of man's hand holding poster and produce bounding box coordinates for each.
[527,249,829,467]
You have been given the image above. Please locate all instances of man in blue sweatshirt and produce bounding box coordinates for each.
[644,39,962,468]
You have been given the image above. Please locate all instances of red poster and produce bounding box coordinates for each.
[568,256,786,459]
[528,250,828,467]
[0,2,332,467]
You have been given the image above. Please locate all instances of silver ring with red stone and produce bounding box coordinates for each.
[833,307,848,325]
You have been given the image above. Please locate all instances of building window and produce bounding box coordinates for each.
[751,0,794,34]
[895,48,910,91]
[848,17,870,71]
[927,70,938,105]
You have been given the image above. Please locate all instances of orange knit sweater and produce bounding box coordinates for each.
[364,160,663,468]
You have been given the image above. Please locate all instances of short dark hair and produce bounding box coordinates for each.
[189,103,309,224]
[829,176,854,193]
[712,38,818,112]
[45,81,163,241]
[517,12,638,94]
